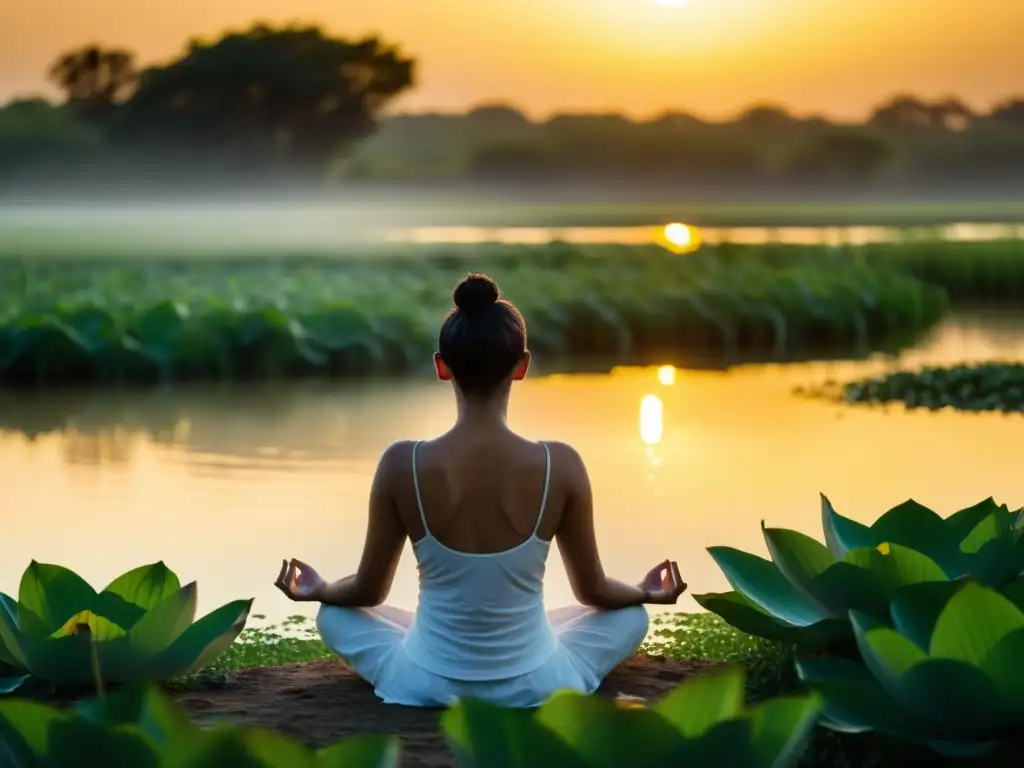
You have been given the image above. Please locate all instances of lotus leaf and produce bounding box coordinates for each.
[697,494,1024,648]
[0,683,400,767]
[0,561,253,693]
[820,494,1024,582]
[0,246,948,386]
[797,581,1024,757]
[693,519,950,648]
[441,665,820,767]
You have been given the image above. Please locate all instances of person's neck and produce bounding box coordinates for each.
[454,392,510,430]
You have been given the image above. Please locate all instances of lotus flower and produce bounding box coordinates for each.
[0,561,252,693]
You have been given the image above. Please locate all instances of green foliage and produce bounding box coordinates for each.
[0,244,948,386]
[797,581,1024,758]
[441,665,820,768]
[0,562,252,693]
[0,682,400,767]
[808,362,1024,413]
[693,495,1024,648]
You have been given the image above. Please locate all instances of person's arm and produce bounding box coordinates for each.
[552,443,649,610]
[316,442,409,607]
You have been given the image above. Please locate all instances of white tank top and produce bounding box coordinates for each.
[401,440,559,680]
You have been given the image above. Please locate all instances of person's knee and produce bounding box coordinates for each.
[622,604,649,648]
[315,603,346,642]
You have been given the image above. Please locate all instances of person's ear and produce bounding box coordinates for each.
[512,350,531,381]
[434,352,453,381]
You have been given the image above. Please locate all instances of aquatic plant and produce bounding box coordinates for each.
[797,581,1024,758]
[0,245,947,386]
[693,495,1024,648]
[0,561,252,693]
[0,682,399,767]
[804,362,1024,413]
[441,665,820,768]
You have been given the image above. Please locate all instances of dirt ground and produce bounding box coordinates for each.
[173,655,720,767]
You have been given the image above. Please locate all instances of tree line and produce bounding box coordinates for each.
[2,23,1024,193]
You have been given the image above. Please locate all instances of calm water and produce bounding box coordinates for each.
[3,203,1024,252]
[2,311,1024,624]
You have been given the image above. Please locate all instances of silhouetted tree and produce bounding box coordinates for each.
[109,24,415,176]
[48,45,138,124]
[736,103,795,129]
[871,94,973,131]
[989,98,1024,128]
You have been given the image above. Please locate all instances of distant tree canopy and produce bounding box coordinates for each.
[2,27,1024,192]
[29,24,415,181]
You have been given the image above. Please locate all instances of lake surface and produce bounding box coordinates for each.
[2,310,1023,626]
[3,203,1024,253]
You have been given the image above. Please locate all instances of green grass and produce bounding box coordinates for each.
[200,611,760,674]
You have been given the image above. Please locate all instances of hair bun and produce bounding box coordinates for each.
[453,273,500,315]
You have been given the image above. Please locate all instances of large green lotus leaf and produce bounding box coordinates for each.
[317,734,401,768]
[44,719,162,768]
[0,697,67,757]
[691,592,848,647]
[819,494,875,557]
[858,543,948,590]
[149,598,253,679]
[204,727,317,768]
[866,500,958,574]
[95,583,199,682]
[851,611,1006,736]
[75,683,193,745]
[999,576,1024,611]
[803,560,890,620]
[0,605,29,670]
[706,547,827,626]
[959,509,1011,555]
[978,625,1024,711]
[441,697,585,768]
[946,498,1008,546]
[889,581,966,651]
[536,692,684,767]
[98,562,181,627]
[0,594,18,666]
[22,633,101,686]
[762,527,876,618]
[653,664,744,737]
[929,581,1024,664]
[898,659,1010,737]
[796,654,944,741]
[849,611,928,707]
[743,693,821,768]
[0,675,30,694]
[18,561,98,638]
[672,719,754,767]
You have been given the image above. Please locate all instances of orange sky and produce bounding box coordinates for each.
[2,0,1022,120]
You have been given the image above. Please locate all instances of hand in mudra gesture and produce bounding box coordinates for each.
[274,559,326,602]
[641,560,686,604]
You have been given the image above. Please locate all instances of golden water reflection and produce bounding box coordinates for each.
[2,311,1024,622]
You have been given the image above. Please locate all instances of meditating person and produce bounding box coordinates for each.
[274,272,686,708]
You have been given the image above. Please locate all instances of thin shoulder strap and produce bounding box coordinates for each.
[531,441,552,537]
[411,441,431,537]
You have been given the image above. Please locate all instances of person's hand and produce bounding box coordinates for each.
[274,559,327,602]
[640,560,686,604]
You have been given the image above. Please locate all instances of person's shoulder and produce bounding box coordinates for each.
[377,440,417,476]
[542,441,588,476]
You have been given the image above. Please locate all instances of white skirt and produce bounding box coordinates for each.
[316,603,649,708]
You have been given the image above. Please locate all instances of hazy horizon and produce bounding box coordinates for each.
[3,0,1023,120]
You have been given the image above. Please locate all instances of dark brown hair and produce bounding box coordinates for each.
[437,272,527,398]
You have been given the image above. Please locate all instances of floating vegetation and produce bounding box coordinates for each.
[800,363,1024,413]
